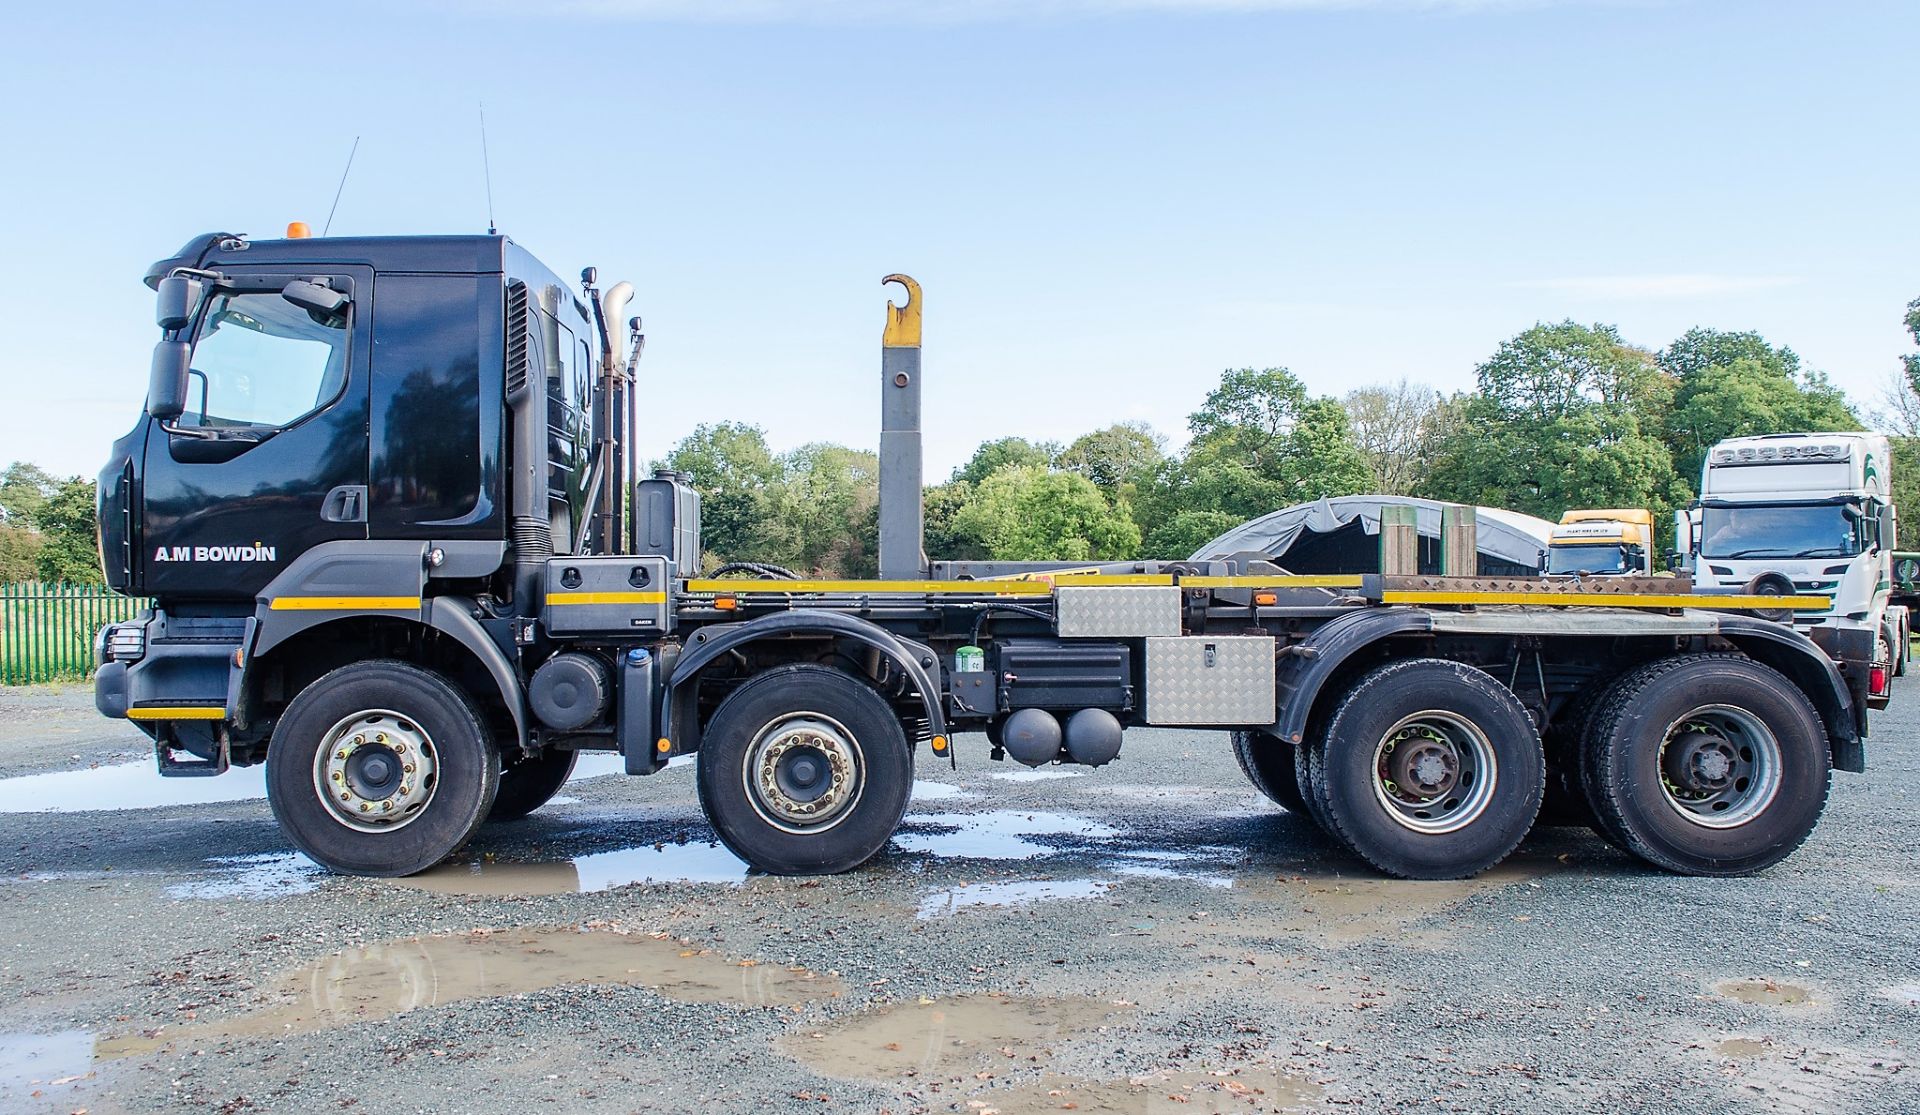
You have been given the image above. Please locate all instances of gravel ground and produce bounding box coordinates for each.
[1,679,1916,1114]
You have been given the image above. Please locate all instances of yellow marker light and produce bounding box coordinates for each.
[714,595,738,611]
[1252,591,1279,606]
[931,735,948,753]
[286,221,312,238]
[655,738,672,753]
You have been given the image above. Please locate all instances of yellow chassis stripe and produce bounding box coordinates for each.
[1380,590,1831,610]
[127,707,227,721]
[1181,575,1364,589]
[547,591,669,605]
[684,579,1056,595]
[269,596,421,611]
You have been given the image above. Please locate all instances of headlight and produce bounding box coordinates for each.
[102,621,146,663]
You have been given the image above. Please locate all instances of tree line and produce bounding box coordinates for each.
[7,299,1918,583]
[668,304,1920,573]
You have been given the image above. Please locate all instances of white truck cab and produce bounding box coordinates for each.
[1683,432,1900,701]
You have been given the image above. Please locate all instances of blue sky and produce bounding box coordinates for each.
[1,0,1913,480]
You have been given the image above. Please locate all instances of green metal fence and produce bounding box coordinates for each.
[1,583,148,686]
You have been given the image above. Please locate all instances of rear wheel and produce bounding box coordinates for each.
[1580,655,1829,876]
[266,660,500,877]
[1307,659,1543,879]
[1230,729,1308,814]
[696,664,914,875]
[488,747,578,821]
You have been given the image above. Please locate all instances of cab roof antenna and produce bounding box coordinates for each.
[479,103,498,236]
[321,135,359,237]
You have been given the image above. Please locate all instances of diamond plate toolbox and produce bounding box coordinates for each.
[1143,636,1275,725]
[1055,586,1182,637]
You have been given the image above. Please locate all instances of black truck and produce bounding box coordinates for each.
[92,229,1873,883]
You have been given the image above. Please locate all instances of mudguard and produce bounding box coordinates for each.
[1268,607,1433,745]
[1715,614,1863,772]
[664,610,947,753]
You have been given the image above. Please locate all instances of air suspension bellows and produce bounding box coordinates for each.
[1000,708,1063,767]
[1064,708,1123,766]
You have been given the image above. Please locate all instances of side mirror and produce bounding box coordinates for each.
[283,278,349,320]
[155,274,203,331]
[147,340,190,421]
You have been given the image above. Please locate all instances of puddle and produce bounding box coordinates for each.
[1227,862,1536,943]
[166,853,326,900]
[394,840,749,896]
[0,1029,96,1106]
[0,750,642,815]
[0,760,267,813]
[992,769,1087,782]
[781,993,1130,1083]
[1105,845,1241,889]
[1106,861,1236,888]
[917,878,1112,919]
[911,780,971,801]
[966,1068,1323,1114]
[1882,984,1920,1008]
[894,811,1120,861]
[100,926,841,1057]
[1714,1036,1773,1058]
[1717,979,1816,1007]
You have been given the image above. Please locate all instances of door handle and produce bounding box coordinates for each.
[321,485,368,523]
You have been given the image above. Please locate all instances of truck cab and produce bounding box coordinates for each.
[1544,509,1654,577]
[1682,432,1899,701]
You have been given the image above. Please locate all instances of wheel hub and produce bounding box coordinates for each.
[1663,729,1737,794]
[313,711,439,833]
[1370,712,1497,836]
[1387,733,1460,799]
[746,714,862,832]
[1656,706,1783,829]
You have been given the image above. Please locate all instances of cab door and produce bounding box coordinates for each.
[138,266,374,598]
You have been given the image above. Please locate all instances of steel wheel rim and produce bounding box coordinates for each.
[311,709,439,833]
[1369,710,1499,835]
[1656,704,1782,829]
[741,711,866,835]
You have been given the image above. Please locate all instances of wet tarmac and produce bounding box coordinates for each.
[2,693,1918,1114]
[99,926,844,1058]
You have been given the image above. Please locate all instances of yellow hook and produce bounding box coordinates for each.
[882,274,921,348]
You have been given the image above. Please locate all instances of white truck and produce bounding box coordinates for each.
[1682,432,1903,704]
[1546,509,1655,576]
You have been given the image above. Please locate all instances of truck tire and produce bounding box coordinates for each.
[266,660,501,877]
[1307,658,1543,879]
[1230,730,1308,814]
[696,664,914,875]
[1579,655,1830,876]
[488,747,578,822]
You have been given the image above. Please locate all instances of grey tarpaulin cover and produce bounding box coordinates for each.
[1189,495,1555,577]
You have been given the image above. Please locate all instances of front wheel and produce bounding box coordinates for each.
[266,660,500,877]
[1307,659,1543,879]
[1579,655,1829,876]
[696,664,914,875]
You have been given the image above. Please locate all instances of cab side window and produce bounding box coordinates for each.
[183,291,349,430]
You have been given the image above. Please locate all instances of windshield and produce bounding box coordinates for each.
[1548,543,1630,575]
[1699,504,1861,560]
